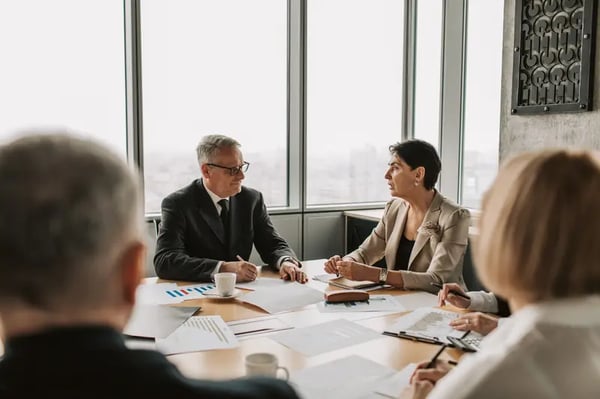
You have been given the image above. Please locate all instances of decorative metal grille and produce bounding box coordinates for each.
[511,0,597,114]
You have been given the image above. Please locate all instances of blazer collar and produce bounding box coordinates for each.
[408,190,443,267]
[195,179,226,245]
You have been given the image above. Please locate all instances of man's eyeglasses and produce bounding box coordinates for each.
[206,161,250,176]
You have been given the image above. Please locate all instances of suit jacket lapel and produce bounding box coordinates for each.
[408,191,443,269]
[385,202,408,270]
[195,180,226,245]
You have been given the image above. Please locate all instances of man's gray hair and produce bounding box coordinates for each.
[0,132,143,310]
[196,134,241,165]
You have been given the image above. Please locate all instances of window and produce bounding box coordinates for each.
[412,0,443,150]
[461,0,503,208]
[0,0,126,154]
[306,0,405,206]
[141,0,288,213]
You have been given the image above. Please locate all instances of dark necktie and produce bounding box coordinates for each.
[218,199,229,241]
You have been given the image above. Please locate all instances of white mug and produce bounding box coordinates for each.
[245,353,289,380]
[214,272,236,297]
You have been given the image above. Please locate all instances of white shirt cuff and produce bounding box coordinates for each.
[210,261,223,279]
[467,291,499,313]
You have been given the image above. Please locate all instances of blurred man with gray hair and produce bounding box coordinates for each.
[0,132,299,398]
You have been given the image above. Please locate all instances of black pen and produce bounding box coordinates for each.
[430,282,471,300]
[426,343,448,368]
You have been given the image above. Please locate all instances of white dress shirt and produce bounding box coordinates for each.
[204,186,229,277]
[428,295,600,399]
[204,185,293,276]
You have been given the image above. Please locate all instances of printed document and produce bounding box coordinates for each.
[385,307,483,344]
[241,282,323,313]
[136,282,216,305]
[393,291,439,311]
[290,355,399,399]
[236,277,289,291]
[123,304,199,338]
[156,315,238,355]
[271,319,381,356]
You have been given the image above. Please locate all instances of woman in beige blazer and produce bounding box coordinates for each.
[324,140,470,292]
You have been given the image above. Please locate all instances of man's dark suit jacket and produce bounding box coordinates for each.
[154,179,297,281]
[0,326,299,399]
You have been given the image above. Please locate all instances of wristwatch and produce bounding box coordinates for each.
[378,267,388,284]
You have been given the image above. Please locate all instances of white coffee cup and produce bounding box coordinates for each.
[214,272,236,297]
[245,353,289,380]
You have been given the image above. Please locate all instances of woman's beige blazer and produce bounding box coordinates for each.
[347,191,470,292]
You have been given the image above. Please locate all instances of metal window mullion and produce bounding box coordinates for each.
[124,0,145,198]
[438,0,467,204]
[287,0,304,214]
[404,0,417,141]
[287,0,305,255]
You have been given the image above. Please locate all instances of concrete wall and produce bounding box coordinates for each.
[500,0,600,161]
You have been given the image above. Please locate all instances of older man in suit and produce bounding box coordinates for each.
[154,134,306,283]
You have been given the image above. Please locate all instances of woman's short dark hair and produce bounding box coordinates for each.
[389,139,441,190]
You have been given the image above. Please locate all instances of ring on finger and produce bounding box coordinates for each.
[465,319,470,325]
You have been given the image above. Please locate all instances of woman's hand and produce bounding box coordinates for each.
[449,312,498,335]
[336,260,373,281]
[410,359,454,384]
[437,283,471,309]
[324,255,342,274]
[400,380,434,399]
[400,359,454,399]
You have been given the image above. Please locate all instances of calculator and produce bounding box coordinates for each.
[446,335,482,352]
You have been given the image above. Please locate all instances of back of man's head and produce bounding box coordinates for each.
[0,132,144,315]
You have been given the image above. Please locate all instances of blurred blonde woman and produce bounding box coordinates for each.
[407,149,600,399]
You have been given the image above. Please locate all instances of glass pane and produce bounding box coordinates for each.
[461,0,503,208]
[141,0,287,213]
[306,0,404,206]
[413,0,443,149]
[0,0,126,154]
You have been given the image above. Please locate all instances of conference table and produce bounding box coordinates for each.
[147,259,466,383]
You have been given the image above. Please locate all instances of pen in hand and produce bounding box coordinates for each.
[426,343,448,369]
[236,255,245,262]
[430,282,471,300]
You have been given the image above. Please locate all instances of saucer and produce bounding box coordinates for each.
[203,288,245,299]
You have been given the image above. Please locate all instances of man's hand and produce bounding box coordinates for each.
[221,261,258,282]
[450,312,499,335]
[280,261,307,283]
[438,283,471,309]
